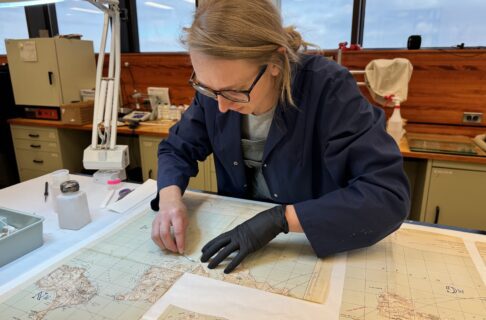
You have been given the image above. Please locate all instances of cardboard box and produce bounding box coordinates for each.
[61,101,94,125]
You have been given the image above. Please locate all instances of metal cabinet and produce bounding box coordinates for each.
[5,38,95,107]
[139,135,160,181]
[421,161,486,230]
[10,125,90,181]
[139,134,217,192]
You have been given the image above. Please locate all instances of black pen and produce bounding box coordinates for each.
[44,181,49,202]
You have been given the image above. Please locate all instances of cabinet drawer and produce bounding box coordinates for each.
[16,149,62,171]
[11,126,58,142]
[425,167,486,230]
[14,139,59,153]
[139,135,161,181]
[19,168,49,182]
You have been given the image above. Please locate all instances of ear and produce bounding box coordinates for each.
[270,47,287,76]
[270,64,280,77]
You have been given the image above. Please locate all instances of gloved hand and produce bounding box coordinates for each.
[200,205,289,274]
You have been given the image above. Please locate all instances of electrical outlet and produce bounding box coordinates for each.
[462,112,483,123]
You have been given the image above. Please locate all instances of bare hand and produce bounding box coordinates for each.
[151,186,188,253]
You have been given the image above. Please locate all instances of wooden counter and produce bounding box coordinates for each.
[7,118,174,137]
[8,117,486,164]
[399,133,486,165]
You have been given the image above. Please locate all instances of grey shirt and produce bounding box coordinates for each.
[241,106,276,201]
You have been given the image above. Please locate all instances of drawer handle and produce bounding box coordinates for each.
[28,134,40,138]
[434,206,440,224]
[33,159,44,164]
[30,144,41,149]
[48,71,53,85]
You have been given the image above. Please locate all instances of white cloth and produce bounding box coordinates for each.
[364,58,413,106]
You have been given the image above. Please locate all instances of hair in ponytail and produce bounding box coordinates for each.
[182,0,312,106]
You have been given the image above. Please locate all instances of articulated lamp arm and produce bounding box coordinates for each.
[83,0,128,171]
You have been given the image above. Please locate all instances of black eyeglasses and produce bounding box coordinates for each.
[189,65,268,103]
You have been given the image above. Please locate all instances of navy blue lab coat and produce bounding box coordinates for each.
[157,54,410,257]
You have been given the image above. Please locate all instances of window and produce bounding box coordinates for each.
[363,0,486,48]
[55,0,106,52]
[0,7,29,54]
[136,0,195,52]
[281,0,353,49]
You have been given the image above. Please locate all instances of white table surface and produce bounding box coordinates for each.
[0,174,155,294]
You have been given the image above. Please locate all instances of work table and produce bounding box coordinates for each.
[0,175,485,319]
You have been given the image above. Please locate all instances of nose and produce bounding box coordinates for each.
[217,95,232,113]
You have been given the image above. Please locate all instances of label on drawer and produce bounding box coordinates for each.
[433,168,453,175]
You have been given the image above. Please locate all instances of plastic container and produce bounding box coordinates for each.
[100,178,122,208]
[0,207,44,267]
[157,104,164,120]
[169,105,178,121]
[50,169,70,211]
[56,180,91,230]
[93,169,126,184]
[387,106,405,145]
[107,178,122,190]
[161,103,170,120]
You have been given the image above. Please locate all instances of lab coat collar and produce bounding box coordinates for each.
[214,102,289,164]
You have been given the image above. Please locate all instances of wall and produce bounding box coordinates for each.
[118,53,193,106]
[341,49,486,136]
[2,48,486,136]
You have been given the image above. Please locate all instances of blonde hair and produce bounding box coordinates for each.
[182,0,311,106]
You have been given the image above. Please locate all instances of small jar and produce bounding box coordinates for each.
[50,169,70,211]
[56,180,91,230]
[100,179,122,208]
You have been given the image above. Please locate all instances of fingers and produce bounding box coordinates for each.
[151,217,165,250]
[151,197,188,254]
[159,217,178,253]
[151,213,187,254]
[201,231,229,253]
[207,242,239,269]
[201,236,231,262]
[172,215,187,254]
[224,251,247,274]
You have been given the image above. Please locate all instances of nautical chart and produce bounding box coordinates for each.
[157,304,227,320]
[476,241,486,265]
[339,228,486,319]
[0,192,331,320]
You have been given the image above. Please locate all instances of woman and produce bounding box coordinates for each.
[151,0,410,274]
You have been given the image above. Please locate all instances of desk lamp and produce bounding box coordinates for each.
[80,0,129,179]
[1,0,129,179]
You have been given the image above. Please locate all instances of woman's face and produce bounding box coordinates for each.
[189,51,280,115]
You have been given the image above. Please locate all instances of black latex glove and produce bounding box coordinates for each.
[200,205,289,274]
